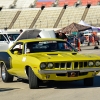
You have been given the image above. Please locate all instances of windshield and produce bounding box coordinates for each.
[26,40,77,53]
[4,34,20,41]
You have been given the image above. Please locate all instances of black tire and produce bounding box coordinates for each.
[1,63,14,82]
[84,77,94,86]
[28,67,39,89]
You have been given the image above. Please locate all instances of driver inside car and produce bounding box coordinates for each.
[26,48,30,54]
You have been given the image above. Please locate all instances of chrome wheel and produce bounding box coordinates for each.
[1,64,6,80]
[1,62,14,82]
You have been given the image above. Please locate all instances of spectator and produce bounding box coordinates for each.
[73,36,79,48]
[88,35,93,46]
[55,33,59,38]
[77,33,85,44]
[20,29,23,34]
[58,31,67,39]
[93,34,99,45]
[37,35,41,38]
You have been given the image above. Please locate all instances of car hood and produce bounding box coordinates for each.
[28,52,100,62]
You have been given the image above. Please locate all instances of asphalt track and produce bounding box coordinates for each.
[0,45,100,100]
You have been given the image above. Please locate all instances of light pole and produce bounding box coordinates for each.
[91,21,92,26]
[46,16,48,28]
[19,19,20,28]
[24,17,27,28]
[5,18,7,28]
[51,16,55,28]
[68,20,69,25]
[13,21,14,29]
[75,17,76,23]
[97,19,98,26]
[40,20,41,28]
[89,20,91,25]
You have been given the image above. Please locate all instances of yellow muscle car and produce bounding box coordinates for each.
[0,38,100,89]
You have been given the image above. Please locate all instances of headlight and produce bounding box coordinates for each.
[88,61,94,67]
[95,61,100,67]
[47,63,54,69]
[40,63,46,69]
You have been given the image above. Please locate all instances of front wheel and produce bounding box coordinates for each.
[1,63,14,82]
[28,67,39,89]
[84,77,94,86]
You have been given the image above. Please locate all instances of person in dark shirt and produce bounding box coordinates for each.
[58,31,67,39]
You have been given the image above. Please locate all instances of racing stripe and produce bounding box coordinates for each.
[0,52,11,69]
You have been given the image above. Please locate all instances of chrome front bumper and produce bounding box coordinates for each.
[38,68,100,74]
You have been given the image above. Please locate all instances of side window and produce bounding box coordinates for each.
[10,42,23,54]
[0,34,7,41]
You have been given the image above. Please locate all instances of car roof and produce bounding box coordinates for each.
[18,38,65,43]
[0,32,20,34]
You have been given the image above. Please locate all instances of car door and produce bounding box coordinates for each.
[10,42,27,78]
[0,34,9,51]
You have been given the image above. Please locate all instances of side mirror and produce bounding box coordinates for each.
[14,51,19,55]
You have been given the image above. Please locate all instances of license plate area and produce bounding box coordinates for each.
[68,71,79,77]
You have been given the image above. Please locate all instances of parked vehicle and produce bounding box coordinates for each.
[0,38,100,89]
[0,31,20,51]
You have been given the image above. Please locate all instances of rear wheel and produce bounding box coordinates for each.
[1,63,14,82]
[28,67,39,89]
[84,77,94,86]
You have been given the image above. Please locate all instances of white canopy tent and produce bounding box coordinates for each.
[78,20,98,32]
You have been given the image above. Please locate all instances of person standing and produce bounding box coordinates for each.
[20,29,23,34]
[58,31,67,39]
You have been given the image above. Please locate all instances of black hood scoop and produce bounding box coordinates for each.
[47,54,58,55]
[72,52,77,55]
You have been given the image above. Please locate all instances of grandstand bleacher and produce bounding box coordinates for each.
[58,0,77,6]
[84,6,100,26]
[36,0,55,7]
[0,0,99,29]
[57,7,85,28]
[0,0,15,8]
[0,9,18,29]
[11,8,39,29]
[81,0,99,6]
[15,0,35,8]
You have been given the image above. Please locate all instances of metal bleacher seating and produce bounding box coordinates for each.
[0,0,15,8]
[36,0,56,7]
[84,6,100,26]
[0,9,18,29]
[58,0,77,7]
[34,7,62,28]
[81,0,99,6]
[11,8,39,29]
[15,0,35,8]
[91,0,99,5]
[0,0,100,29]
[57,6,85,28]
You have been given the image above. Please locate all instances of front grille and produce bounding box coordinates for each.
[61,63,65,68]
[55,63,59,68]
[67,62,71,68]
[79,62,83,68]
[74,62,78,68]
[74,61,88,69]
[54,62,72,69]
[54,61,88,69]
[84,62,88,67]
